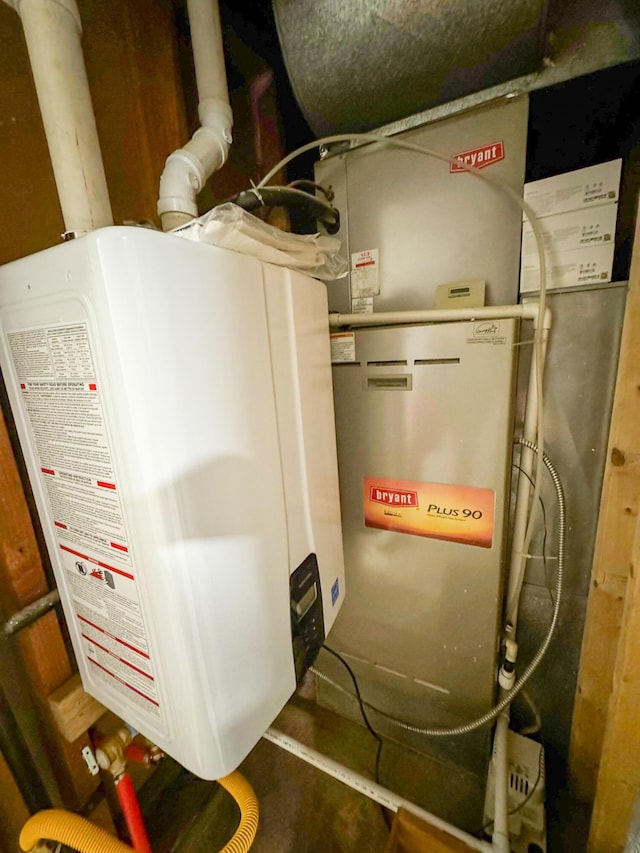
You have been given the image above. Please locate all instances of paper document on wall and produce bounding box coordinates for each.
[520,160,621,294]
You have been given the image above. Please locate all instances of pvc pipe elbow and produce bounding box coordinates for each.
[157,150,200,219]
[157,103,233,229]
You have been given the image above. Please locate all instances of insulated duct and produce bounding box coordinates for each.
[273,0,548,134]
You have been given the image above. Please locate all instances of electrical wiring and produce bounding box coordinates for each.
[258,131,549,631]
[322,645,391,829]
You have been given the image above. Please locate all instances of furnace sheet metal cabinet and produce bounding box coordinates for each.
[326,320,517,744]
[0,227,344,780]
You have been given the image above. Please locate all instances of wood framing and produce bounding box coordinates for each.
[48,674,107,744]
[569,208,640,849]
[0,409,99,809]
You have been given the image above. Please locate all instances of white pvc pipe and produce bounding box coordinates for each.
[187,0,229,105]
[158,0,233,231]
[492,711,511,853]
[505,321,549,627]
[264,728,494,852]
[8,0,113,234]
[328,304,551,328]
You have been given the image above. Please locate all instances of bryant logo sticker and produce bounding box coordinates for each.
[450,142,505,173]
[369,486,419,507]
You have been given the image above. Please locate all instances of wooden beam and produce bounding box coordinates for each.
[570,208,640,804]
[48,674,106,744]
[0,408,99,809]
[385,809,483,853]
[589,531,640,852]
[0,752,29,853]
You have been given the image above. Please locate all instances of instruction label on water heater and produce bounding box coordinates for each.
[8,323,161,718]
[364,476,495,548]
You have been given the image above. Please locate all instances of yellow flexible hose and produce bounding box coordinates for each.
[19,771,259,853]
[19,809,134,853]
[217,771,260,852]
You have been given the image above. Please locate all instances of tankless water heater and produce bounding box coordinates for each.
[0,227,344,780]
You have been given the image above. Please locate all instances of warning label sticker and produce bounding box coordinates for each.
[364,476,495,548]
[8,323,161,717]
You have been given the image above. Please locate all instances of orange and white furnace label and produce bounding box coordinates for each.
[364,476,495,548]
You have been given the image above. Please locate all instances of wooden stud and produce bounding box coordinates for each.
[0,752,29,853]
[588,533,640,852]
[48,674,106,744]
[570,208,640,831]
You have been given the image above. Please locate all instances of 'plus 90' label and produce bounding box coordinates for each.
[364,476,494,548]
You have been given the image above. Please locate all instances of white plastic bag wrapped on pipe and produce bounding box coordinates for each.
[172,202,348,280]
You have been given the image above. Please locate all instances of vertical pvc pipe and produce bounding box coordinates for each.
[186,0,229,105]
[492,710,511,853]
[505,321,549,628]
[15,0,113,234]
[158,0,233,230]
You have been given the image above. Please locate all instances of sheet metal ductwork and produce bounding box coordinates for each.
[273,0,548,134]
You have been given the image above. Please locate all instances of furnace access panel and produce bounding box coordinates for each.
[326,319,518,746]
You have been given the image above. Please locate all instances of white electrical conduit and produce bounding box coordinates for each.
[158,0,233,232]
[264,728,494,852]
[3,0,113,235]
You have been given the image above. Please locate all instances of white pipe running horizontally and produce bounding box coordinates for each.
[157,0,233,231]
[4,0,113,235]
[264,728,494,852]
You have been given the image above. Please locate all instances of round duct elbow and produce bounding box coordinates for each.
[273,0,548,134]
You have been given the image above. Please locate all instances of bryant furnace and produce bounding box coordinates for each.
[322,319,518,774]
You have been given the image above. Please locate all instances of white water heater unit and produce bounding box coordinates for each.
[0,227,345,779]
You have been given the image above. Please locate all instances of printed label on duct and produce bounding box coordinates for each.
[364,476,495,548]
[450,141,505,173]
[8,323,161,718]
